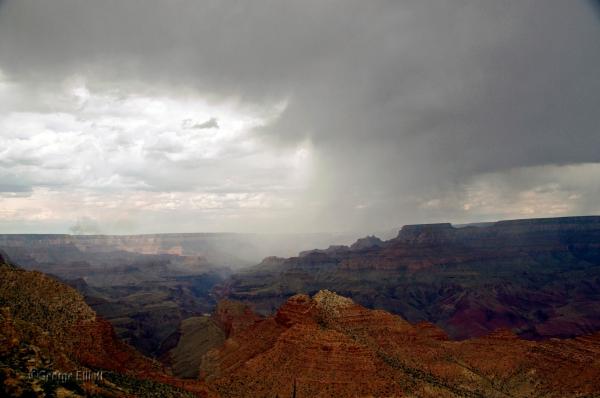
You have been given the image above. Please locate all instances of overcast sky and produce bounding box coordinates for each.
[0,0,599,234]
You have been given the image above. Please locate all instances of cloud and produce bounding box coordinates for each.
[183,117,220,130]
[0,78,298,193]
[0,0,599,233]
[419,163,600,221]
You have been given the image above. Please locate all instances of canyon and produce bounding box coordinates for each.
[0,250,210,397]
[2,215,600,396]
[0,232,351,358]
[221,216,600,340]
[201,290,600,397]
[3,247,600,397]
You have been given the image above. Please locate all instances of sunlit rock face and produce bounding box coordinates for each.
[201,290,600,397]
[222,216,600,339]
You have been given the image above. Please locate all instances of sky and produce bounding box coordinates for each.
[0,0,599,234]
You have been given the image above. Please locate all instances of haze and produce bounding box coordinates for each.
[1,0,599,235]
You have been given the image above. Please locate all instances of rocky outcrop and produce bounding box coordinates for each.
[211,300,262,338]
[0,262,211,397]
[221,216,600,339]
[201,290,600,397]
[396,222,456,244]
[349,235,384,250]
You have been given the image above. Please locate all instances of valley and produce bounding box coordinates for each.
[2,216,600,396]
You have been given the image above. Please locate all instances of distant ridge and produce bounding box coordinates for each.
[220,215,600,340]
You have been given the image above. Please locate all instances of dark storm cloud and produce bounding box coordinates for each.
[589,0,600,16]
[0,0,599,231]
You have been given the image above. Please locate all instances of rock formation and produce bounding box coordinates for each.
[202,291,600,397]
[0,255,211,397]
[222,216,600,339]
